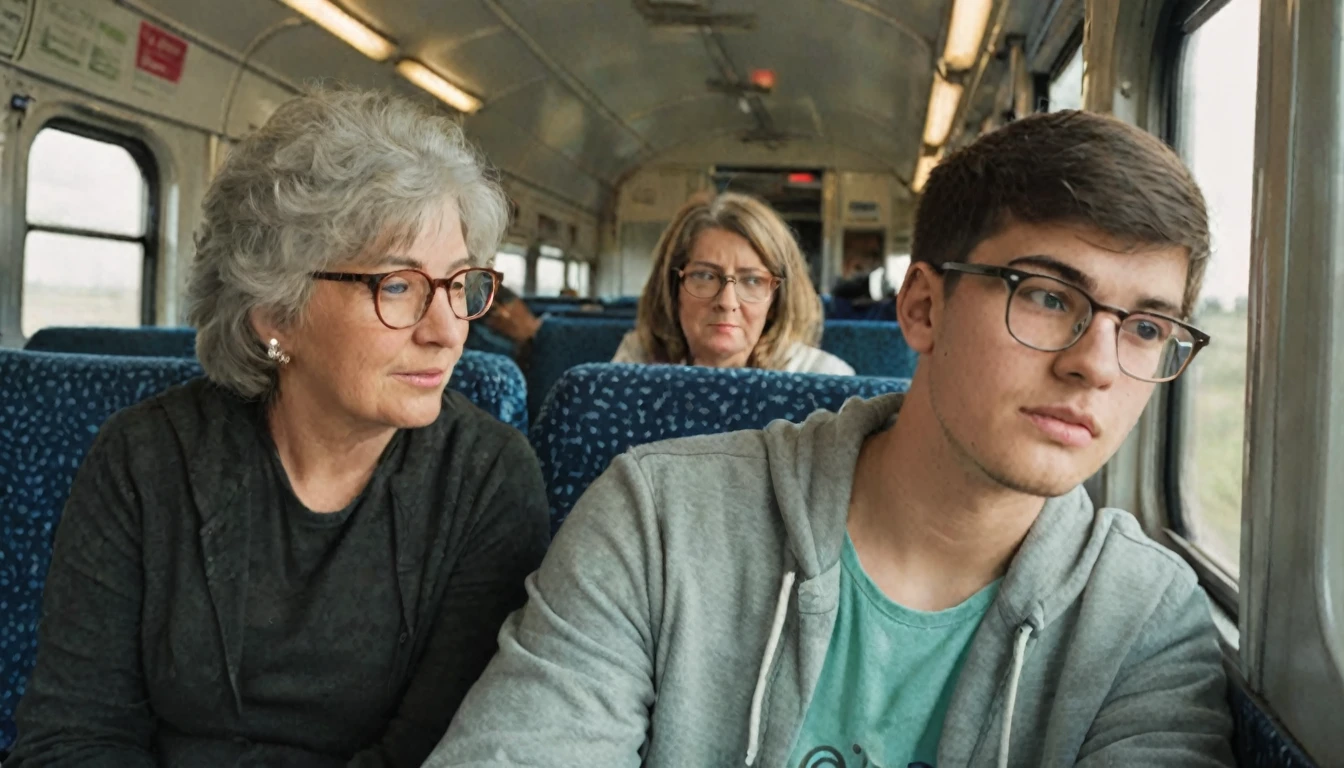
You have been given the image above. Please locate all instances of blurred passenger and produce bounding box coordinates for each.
[613,191,854,375]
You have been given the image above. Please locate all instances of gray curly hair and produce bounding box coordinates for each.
[187,87,508,399]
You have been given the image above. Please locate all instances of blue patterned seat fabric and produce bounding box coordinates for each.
[25,326,198,358]
[1230,680,1319,767]
[449,351,529,433]
[819,320,918,378]
[531,363,910,534]
[527,316,635,421]
[23,327,529,434]
[0,349,204,753]
[525,317,918,421]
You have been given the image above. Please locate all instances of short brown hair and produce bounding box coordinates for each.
[634,191,822,368]
[912,110,1209,317]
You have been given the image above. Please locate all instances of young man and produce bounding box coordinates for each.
[426,111,1234,767]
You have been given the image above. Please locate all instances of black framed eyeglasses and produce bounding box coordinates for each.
[937,261,1211,383]
[674,267,782,304]
[312,267,501,329]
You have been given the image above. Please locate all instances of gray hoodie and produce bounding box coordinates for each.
[428,393,1234,767]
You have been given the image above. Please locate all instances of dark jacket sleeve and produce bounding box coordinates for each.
[424,453,663,767]
[347,428,550,768]
[8,420,158,767]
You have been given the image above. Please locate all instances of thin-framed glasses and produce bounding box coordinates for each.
[312,267,501,329]
[937,261,1211,382]
[674,267,782,304]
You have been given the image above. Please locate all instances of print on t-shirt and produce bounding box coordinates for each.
[786,536,1000,768]
[794,743,934,768]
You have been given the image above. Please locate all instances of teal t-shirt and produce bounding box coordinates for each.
[787,535,1000,768]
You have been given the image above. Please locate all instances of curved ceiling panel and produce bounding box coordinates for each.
[478,79,646,180]
[418,28,549,99]
[836,0,946,43]
[135,0,1049,216]
[628,99,751,151]
[469,110,607,212]
[569,42,716,119]
[342,0,501,42]
[252,26,393,91]
[489,0,654,67]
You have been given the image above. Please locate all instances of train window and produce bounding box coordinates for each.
[884,254,911,292]
[1172,0,1259,577]
[494,248,527,294]
[1049,43,1083,112]
[536,245,566,296]
[22,125,155,337]
[566,261,591,297]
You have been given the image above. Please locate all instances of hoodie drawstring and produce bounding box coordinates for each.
[744,570,796,766]
[997,623,1034,768]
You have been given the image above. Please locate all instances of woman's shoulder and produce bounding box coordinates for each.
[611,331,647,363]
[97,377,247,455]
[782,343,856,376]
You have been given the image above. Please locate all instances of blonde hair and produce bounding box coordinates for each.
[634,191,822,368]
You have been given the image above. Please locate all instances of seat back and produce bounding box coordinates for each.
[0,349,204,751]
[526,316,634,420]
[1230,678,1319,767]
[22,327,528,433]
[25,326,197,358]
[450,351,529,433]
[531,363,910,533]
[818,320,918,378]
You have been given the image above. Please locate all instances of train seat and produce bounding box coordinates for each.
[818,320,918,378]
[527,316,634,420]
[1231,680,1319,767]
[21,329,530,433]
[25,326,198,358]
[530,362,910,534]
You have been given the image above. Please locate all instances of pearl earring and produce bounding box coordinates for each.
[266,338,291,366]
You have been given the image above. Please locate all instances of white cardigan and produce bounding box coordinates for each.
[611,332,856,376]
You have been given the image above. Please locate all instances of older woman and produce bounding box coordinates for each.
[613,192,854,375]
[9,89,548,768]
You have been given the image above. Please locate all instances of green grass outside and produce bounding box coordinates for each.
[1183,307,1249,574]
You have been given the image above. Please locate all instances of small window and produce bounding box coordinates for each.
[493,248,527,294]
[535,253,566,297]
[1049,43,1083,112]
[1172,0,1259,577]
[884,254,911,292]
[22,124,155,337]
[566,261,591,297]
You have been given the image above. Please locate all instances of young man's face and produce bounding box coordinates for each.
[906,220,1191,498]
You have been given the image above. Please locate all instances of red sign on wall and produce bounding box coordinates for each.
[135,21,187,84]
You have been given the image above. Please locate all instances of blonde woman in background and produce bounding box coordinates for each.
[613,191,854,375]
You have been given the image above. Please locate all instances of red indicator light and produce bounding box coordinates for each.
[750,69,776,91]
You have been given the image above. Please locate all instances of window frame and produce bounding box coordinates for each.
[493,242,529,295]
[1158,0,1255,615]
[565,259,592,298]
[21,118,160,333]
[1044,29,1084,112]
[534,246,567,297]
